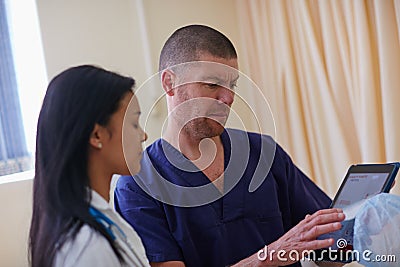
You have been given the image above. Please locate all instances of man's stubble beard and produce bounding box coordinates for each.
[181,117,225,140]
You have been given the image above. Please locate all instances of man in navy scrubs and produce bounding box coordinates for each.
[115,25,345,267]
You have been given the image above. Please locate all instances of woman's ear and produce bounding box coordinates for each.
[89,123,105,149]
[161,70,176,96]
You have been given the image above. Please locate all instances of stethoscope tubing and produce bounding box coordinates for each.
[89,206,148,266]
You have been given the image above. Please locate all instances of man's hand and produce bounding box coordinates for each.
[232,208,345,267]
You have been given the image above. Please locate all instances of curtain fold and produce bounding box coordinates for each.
[236,0,400,197]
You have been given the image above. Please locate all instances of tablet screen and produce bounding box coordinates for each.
[333,172,389,209]
[331,163,399,210]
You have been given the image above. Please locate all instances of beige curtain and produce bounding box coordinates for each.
[235,0,400,197]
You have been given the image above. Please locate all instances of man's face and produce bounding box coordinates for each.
[167,54,239,140]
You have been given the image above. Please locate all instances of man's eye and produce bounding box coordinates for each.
[132,124,139,129]
[206,83,219,89]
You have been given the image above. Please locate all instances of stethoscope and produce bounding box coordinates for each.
[89,206,148,266]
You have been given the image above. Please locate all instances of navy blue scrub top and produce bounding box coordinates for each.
[115,129,331,267]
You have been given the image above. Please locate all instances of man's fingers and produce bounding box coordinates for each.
[303,209,343,223]
[274,208,346,261]
[302,222,342,240]
[311,208,343,218]
[304,238,335,251]
[303,212,344,232]
[293,209,345,241]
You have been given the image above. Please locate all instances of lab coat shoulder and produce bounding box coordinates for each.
[54,224,121,267]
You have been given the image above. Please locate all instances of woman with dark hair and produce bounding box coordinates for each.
[29,65,150,266]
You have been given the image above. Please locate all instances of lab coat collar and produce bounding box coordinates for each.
[90,189,111,211]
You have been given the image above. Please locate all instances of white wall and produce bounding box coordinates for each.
[0,178,33,267]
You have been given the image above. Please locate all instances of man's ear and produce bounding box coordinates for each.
[161,70,176,96]
[89,123,105,149]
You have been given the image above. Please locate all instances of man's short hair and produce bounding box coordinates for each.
[159,24,237,72]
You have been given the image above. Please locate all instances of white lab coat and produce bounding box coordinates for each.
[54,190,150,267]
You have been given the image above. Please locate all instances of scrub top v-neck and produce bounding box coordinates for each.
[115,128,331,267]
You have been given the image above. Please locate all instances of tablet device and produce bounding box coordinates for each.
[311,162,399,263]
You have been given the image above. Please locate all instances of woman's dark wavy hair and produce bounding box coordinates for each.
[29,65,135,267]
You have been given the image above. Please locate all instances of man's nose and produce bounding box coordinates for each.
[142,131,148,142]
[217,88,234,106]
